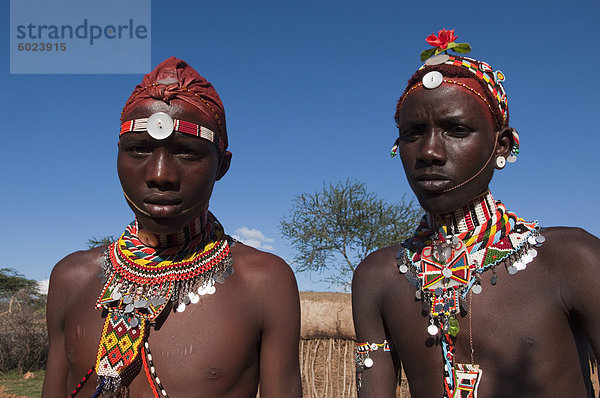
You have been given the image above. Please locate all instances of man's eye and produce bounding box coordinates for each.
[399,130,422,141]
[126,146,152,155]
[447,126,471,137]
[175,148,199,157]
[177,150,209,161]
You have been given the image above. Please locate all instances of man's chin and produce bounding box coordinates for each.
[416,194,459,215]
[125,199,208,234]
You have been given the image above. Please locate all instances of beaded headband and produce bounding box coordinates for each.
[397,54,508,127]
[393,29,519,162]
[121,83,226,138]
[400,73,498,125]
[120,112,224,151]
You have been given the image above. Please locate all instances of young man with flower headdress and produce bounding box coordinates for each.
[42,57,302,397]
[352,30,600,397]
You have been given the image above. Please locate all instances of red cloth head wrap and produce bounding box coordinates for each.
[121,57,227,151]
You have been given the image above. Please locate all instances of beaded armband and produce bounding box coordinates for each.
[355,340,393,390]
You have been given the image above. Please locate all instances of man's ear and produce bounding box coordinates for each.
[495,127,514,158]
[216,151,232,181]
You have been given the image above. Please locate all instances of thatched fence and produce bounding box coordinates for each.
[297,292,409,398]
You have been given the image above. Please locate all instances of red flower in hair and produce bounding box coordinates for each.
[426,29,457,50]
[420,29,471,62]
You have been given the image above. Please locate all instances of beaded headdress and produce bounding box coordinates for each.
[391,29,520,162]
[120,57,228,152]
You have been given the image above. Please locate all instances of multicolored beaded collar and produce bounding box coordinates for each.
[397,190,544,398]
[69,212,235,397]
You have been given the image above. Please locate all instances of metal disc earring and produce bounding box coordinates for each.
[495,156,506,169]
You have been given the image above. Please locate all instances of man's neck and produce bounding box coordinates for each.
[427,190,498,237]
[135,210,208,248]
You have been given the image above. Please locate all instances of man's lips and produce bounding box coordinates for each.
[412,173,452,192]
[143,193,182,205]
[142,194,183,216]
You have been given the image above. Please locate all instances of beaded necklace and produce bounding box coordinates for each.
[397,190,544,397]
[96,211,234,319]
[69,211,235,397]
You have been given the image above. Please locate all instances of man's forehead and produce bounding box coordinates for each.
[398,84,493,123]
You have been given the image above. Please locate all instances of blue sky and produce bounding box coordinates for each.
[2,0,599,292]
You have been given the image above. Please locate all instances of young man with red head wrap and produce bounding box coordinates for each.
[352,30,600,397]
[42,57,302,398]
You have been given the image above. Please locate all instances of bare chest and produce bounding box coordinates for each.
[63,275,260,397]
[383,259,590,397]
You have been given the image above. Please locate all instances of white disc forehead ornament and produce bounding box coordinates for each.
[423,70,444,89]
[147,112,174,140]
[424,54,450,66]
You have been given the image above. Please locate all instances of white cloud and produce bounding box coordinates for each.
[232,227,275,251]
[38,279,49,295]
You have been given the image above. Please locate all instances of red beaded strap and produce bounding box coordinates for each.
[69,367,94,397]
[120,117,218,148]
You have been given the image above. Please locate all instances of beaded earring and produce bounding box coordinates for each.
[507,128,520,163]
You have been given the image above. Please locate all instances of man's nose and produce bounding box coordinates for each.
[417,130,446,166]
[145,149,179,189]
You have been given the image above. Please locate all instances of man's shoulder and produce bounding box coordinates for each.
[541,225,597,242]
[355,244,403,278]
[353,244,404,296]
[539,226,599,257]
[49,246,107,289]
[228,242,299,323]
[229,242,296,287]
[533,226,600,279]
[46,246,107,317]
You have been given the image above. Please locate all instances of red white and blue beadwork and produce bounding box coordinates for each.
[120,112,217,144]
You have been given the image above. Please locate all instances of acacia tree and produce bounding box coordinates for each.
[0,268,48,371]
[0,268,39,299]
[280,179,421,290]
[86,235,118,248]
[0,268,45,312]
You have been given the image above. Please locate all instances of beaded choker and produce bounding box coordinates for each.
[397,190,544,398]
[83,212,235,397]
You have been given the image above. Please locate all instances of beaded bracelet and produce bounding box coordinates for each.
[355,340,393,390]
